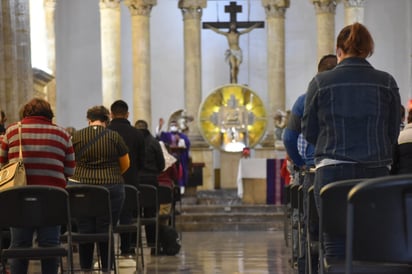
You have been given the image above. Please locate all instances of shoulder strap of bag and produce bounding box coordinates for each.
[76,129,108,160]
[18,121,22,160]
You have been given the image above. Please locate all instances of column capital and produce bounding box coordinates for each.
[178,0,206,9]
[100,0,121,9]
[343,0,364,8]
[262,0,290,18]
[178,0,206,20]
[311,0,339,14]
[43,0,56,9]
[124,0,157,16]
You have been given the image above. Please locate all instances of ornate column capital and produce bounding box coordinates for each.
[262,0,290,18]
[100,0,120,9]
[124,0,157,16]
[311,0,340,14]
[178,0,206,20]
[43,0,56,9]
[343,0,364,8]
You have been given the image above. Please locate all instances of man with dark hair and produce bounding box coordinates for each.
[108,99,145,256]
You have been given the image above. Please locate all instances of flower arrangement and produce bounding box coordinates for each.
[241,147,251,158]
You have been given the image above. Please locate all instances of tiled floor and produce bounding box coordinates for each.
[26,230,294,274]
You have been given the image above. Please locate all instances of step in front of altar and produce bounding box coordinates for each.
[175,189,285,232]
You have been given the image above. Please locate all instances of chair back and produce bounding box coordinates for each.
[0,185,73,272]
[137,184,160,255]
[138,184,158,210]
[122,185,139,213]
[66,184,112,221]
[158,185,173,205]
[320,178,364,236]
[0,185,70,228]
[307,185,318,228]
[298,185,304,215]
[283,184,291,205]
[65,184,114,272]
[347,174,412,264]
[290,184,300,210]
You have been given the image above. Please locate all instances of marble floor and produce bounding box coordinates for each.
[26,230,294,274]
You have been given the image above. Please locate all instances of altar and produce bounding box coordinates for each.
[236,158,286,205]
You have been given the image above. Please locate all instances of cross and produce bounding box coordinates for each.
[202,1,265,83]
[202,1,264,30]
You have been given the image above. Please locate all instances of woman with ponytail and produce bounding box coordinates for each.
[302,22,401,259]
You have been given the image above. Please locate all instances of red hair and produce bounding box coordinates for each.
[336,22,374,58]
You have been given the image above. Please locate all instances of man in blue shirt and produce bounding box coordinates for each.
[283,54,337,274]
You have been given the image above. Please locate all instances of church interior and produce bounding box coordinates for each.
[3,0,410,190]
[1,0,412,273]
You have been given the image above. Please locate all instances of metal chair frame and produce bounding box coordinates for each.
[346,175,412,274]
[113,184,143,272]
[63,184,117,273]
[0,185,73,274]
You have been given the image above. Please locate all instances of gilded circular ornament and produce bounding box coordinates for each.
[198,84,267,152]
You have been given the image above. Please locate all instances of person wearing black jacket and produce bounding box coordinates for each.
[108,100,145,256]
[135,119,165,252]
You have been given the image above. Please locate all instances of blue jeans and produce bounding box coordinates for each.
[313,164,389,258]
[9,226,60,274]
[74,183,125,271]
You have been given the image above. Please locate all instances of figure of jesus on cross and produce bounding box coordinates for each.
[203,2,264,84]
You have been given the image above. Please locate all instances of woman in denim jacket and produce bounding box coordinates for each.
[302,22,401,259]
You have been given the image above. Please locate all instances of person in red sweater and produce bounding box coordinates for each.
[157,141,181,223]
[280,154,292,186]
[0,97,75,274]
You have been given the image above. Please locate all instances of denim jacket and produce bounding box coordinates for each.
[302,57,401,168]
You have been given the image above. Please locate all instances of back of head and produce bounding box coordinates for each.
[318,54,337,72]
[135,119,148,130]
[22,97,54,120]
[110,100,128,117]
[87,105,110,123]
[407,109,412,124]
[336,22,374,58]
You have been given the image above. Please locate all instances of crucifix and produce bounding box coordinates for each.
[203,1,264,84]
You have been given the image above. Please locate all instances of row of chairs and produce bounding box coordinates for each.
[0,182,179,274]
[285,174,412,274]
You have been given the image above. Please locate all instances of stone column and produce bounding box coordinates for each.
[0,0,5,104]
[100,0,121,108]
[0,0,33,123]
[261,0,290,148]
[43,0,57,116]
[343,0,364,25]
[178,0,207,147]
[312,0,338,61]
[124,0,156,126]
